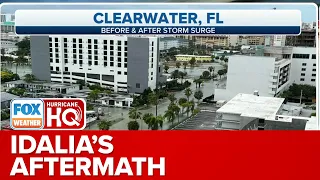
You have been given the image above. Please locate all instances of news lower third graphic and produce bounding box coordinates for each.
[10,98,86,130]
[14,9,302,35]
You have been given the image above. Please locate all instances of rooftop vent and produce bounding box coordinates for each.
[253,90,259,96]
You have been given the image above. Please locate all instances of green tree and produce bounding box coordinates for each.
[179,71,187,83]
[176,62,181,69]
[189,57,196,67]
[178,98,188,111]
[171,69,180,79]
[202,71,211,79]
[193,78,204,88]
[168,93,176,104]
[208,66,215,74]
[15,37,30,56]
[215,56,220,60]
[170,103,181,122]
[165,57,170,62]
[211,55,215,61]
[24,74,36,83]
[311,112,316,117]
[218,69,224,79]
[148,91,160,115]
[164,109,175,126]
[183,62,188,69]
[128,121,140,130]
[98,120,112,130]
[184,88,192,101]
[194,90,204,103]
[86,103,94,110]
[88,89,100,102]
[182,101,192,117]
[144,115,164,130]
[104,89,112,96]
[129,108,142,121]
[76,79,86,90]
[164,65,169,73]
[143,113,153,125]
[191,108,201,117]
[8,87,26,96]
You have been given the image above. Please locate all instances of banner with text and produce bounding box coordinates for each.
[15,9,301,35]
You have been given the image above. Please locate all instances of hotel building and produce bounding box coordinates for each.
[30,36,166,94]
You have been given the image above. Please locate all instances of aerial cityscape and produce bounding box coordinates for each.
[0,12,318,130]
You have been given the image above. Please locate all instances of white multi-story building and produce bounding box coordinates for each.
[262,46,316,86]
[265,35,286,47]
[30,36,166,94]
[0,14,15,32]
[214,55,291,101]
[159,37,189,51]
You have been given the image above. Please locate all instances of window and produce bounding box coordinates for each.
[55,38,58,42]
[104,62,107,66]
[94,45,98,49]
[118,71,121,75]
[302,63,307,66]
[311,79,315,82]
[88,45,92,49]
[110,62,114,66]
[136,83,140,88]
[110,40,114,45]
[94,39,98,44]
[313,69,316,71]
[152,42,154,46]
[312,54,316,59]
[110,46,114,50]
[55,59,59,63]
[72,38,76,42]
[124,72,127,75]
[73,44,76,48]
[301,68,306,71]
[292,54,310,59]
[313,64,316,66]
[301,73,305,76]
[300,78,305,81]
[64,59,68,64]
[79,60,83,64]
[73,60,77,64]
[104,40,108,44]
[88,61,92,66]
[151,77,153,80]
[118,41,121,45]
[118,52,121,56]
[50,66,53,70]
[124,63,127,68]
[125,41,127,45]
[88,39,92,43]
[110,51,114,56]
[56,67,60,71]
[65,67,68,71]
[94,56,98,60]
[94,61,98,65]
[118,46,121,51]
[312,74,316,76]
[118,63,121,67]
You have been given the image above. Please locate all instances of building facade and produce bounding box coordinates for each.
[30,36,165,94]
[159,37,189,51]
[214,55,291,101]
[285,29,316,47]
[262,46,316,86]
[0,14,15,33]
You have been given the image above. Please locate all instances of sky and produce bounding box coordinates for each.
[0,3,317,23]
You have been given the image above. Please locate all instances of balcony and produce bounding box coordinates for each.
[270,72,278,76]
[269,78,278,82]
[269,84,277,88]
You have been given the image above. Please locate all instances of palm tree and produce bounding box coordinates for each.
[179,71,187,83]
[178,98,187,114]
[24,74,36,83]
[98,120,112,130]
[129,108,142,129]
[145,115,164,130]
[184,88,192,101]
[176,62,181,69]
[143,113,153,126]
[164,109,175,126]
[148,91,159,116]
[170,103,181,123]
[88,89,100,102]
[168,93,176,104]
[171,70,180,79]
[208,66,215,75]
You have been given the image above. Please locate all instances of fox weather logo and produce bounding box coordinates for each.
[10,99,44,130]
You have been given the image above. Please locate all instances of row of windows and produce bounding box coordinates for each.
[301,73,316,77]
[50,66,128,75]
[50,38,129,46]
[301,68,316,71]
[293,54,316,59]
[302,63,316,66]
[51,56,129,62]
[300,78,316,82]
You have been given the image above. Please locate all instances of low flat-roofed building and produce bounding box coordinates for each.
[1,92,19,109]
[215,93,285,130]
[175,54,212,62]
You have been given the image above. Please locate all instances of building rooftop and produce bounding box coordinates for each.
[1,92,19,102]
[175,54,211,57]
[216,93,285,120]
